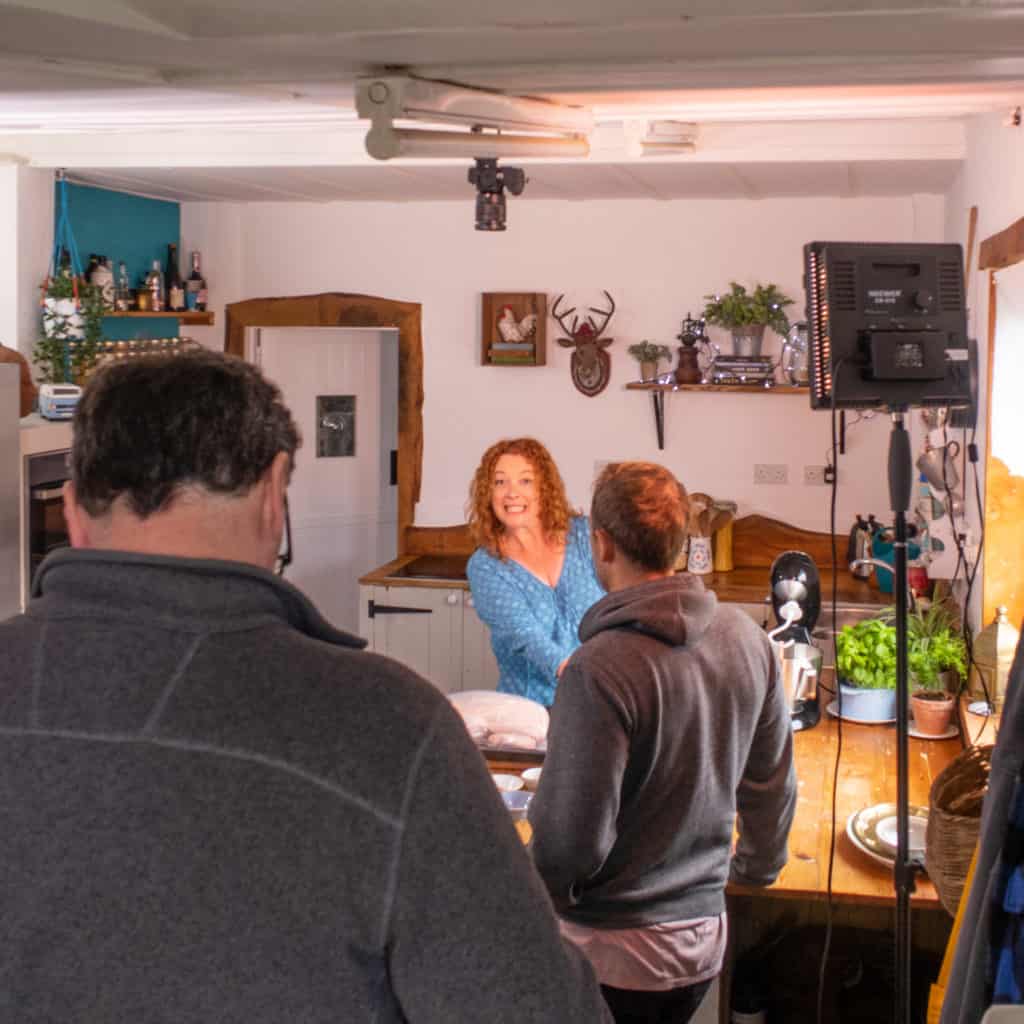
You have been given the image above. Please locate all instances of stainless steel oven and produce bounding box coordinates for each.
[24,448,71,597]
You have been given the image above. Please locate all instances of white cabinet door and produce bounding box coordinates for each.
[461,592,500,692]
[358,585,463,694]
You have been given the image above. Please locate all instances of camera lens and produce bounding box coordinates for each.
[475,190,506,231]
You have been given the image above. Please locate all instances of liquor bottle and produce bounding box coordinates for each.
[166,243,186,312]
[146,259,165,312]
[185,251,207,312]
[115,261,131,311]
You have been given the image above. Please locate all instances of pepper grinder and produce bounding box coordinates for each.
[675,312,704,384]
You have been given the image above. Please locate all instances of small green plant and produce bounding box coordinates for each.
[627,340,671,364]
[891,600,967,690]
[836,617,897,689]
[702,282,794,336]
[34,274,104,385]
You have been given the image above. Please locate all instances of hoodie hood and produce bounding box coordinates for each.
[578,574,718,649]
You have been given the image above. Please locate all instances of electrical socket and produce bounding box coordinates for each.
[753,463,788,485]
[803,465,827,486]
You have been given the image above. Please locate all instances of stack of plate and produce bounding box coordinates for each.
[846,802,929,867]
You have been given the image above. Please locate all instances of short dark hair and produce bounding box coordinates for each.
[591,462,689,572]
[71,350,301,519]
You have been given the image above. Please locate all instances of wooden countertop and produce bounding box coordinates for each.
[488,694,988,909]
[361,555,890,607]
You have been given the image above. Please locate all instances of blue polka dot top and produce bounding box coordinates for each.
[466,515,605,706]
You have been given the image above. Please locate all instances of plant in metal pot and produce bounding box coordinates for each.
[627,340,671,381]
[702,282,794,357]
[834,616,898,721]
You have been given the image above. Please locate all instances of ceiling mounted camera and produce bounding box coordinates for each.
[468,157,526,232]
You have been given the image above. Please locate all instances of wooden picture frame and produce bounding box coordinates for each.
[481,292,547,367]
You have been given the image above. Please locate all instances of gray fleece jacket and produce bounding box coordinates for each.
[529,574,796,927]
[0,549,609,1023]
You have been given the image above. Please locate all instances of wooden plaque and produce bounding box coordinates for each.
[480,292,546,367]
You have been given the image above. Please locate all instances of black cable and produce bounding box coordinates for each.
[816,363,844,1024]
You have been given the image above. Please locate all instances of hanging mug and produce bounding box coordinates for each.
[687,535,713,575]
[916,441,960,493]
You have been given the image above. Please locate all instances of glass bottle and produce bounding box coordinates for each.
[185,251,207,312]
[166,243,185,312]
[115,261,131,311]
[145,259,165,312]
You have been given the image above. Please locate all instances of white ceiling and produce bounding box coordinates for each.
[0,0,1022,201]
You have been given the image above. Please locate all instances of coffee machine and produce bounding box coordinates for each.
[768,550,823,731]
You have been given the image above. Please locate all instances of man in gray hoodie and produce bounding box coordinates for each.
[529,461,796,1023]
[0,350,609,1023]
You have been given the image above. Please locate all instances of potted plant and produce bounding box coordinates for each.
[835,616,898,722]
[627,340,671,381]
[702,281,794,358]
[905,601,967,736]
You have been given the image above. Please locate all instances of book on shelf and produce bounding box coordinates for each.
[489,350,536,364]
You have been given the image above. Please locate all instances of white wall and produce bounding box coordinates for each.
[0,165,53,365]
[941,111,1024,623]
[0,164,16,352]
[185,192,948,534]
[944,112,1024,460]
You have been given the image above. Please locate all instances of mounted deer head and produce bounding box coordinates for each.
[551,291,616,397]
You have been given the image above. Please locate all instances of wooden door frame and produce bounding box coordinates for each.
[224,293,423,554]
[977,216,1024,625]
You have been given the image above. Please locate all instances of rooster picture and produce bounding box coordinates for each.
[497,306,537,343]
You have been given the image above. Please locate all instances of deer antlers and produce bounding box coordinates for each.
[551,290,616,340]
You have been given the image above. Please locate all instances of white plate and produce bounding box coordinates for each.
[826,702,959,738]
[490,773,524,792]
[908,721,959,740]
[826,700,896,725]
[846,803,929,868]
[875,814,927,857]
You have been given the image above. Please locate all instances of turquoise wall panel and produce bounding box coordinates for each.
[57,182,182,341]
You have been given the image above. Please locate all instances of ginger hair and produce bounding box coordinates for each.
[591,462,689,572]
[467,438,573,556]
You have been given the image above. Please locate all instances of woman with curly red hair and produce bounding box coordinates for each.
[466,438,604,706]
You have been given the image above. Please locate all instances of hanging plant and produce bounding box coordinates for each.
[33,171,105,384]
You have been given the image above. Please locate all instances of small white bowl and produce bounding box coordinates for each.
[501,790,533,820]
[491,773,524,792]
[521,767,542,791]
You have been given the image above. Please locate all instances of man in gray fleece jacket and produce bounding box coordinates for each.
[0,351,609,1023]
[529,461,796,1023]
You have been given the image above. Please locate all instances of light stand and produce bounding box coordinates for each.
[887,411,917,1024]
[804,239,972,1024]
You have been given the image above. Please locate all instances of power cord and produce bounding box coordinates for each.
[939,422,988,745]
[816,365,845,1024]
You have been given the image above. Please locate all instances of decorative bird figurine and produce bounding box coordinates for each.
[497,306,537,343]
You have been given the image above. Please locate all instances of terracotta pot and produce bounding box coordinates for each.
[910,691,956,736]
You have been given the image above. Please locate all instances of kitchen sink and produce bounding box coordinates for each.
[388,554,469,581]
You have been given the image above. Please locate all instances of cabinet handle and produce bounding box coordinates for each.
[367,600,433,619]
[446,593,458,606]
[466,595,475,608]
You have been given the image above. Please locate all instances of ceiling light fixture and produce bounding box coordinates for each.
[355,74,592,160]
[639,120,699,156]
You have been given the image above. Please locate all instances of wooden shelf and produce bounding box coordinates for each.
[626,381,807,394]
[627,379,811,449]
[103,311,214,326]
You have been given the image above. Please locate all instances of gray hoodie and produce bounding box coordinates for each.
[529,574,796,927]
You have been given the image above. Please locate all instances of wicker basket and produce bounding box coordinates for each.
[926,744,993,916]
